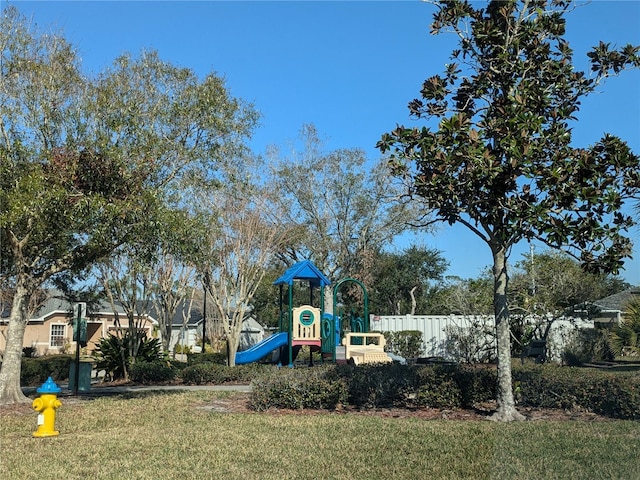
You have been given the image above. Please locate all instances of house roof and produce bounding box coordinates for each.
[592,288,640,312]
[33,292,129,320]
[1,289,203,326]
[158,303,202,327]
[273,260,331,288]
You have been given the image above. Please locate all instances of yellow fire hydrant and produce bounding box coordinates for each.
[32,377,62,437]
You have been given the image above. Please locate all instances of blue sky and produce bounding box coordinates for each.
[7,0,640,285]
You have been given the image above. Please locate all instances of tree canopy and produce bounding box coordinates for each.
[0,6,257,403]
[368,246,448,315]
[378,0,640,421]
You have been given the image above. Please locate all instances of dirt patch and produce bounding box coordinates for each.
[3,390,612,422]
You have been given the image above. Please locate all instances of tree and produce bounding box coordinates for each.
[95,252,156,381]
[248,263,285,329]
[378,0,640,421]
[150,252,198,355]
[144,208,204,355]
[368,245,448,315]
[199,175,290,366]
[92,206,203,372]
[430,273,495,316]
[268,124,423,312]
[508,250,629,355]
[0,7,257,404]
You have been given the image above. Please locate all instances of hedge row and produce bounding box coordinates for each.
[17,355,74,386]
[18,355,639,420]
[129,360,182,384]
[515,365,640,419]
[248,363,640,420]
[250,367,348,411]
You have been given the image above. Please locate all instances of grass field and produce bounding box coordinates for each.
[2,390,639,480]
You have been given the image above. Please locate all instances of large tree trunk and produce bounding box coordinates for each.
[490,247,525,422]
[0,283,31,405]
[226,330,240,367]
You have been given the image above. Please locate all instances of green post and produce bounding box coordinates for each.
[73,303,87,395]
[288,283,293,367]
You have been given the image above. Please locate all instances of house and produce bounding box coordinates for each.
[188,313,266,353]
[167,305,202,353]
[588,287,640,325]
[0,290,267,357]
[238,317,265,351]
[0,291,157,356]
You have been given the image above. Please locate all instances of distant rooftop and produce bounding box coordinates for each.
[592,288,640,312]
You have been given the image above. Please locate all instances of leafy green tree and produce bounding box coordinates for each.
[0,7,257,404]
[368,245,448,315]
[378,0,640,421]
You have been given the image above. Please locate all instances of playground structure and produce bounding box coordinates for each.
[342,332,392,365]
[234,259,392,366]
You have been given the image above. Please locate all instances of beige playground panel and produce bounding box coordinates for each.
[291,305,321,344]
[342,332,392,365]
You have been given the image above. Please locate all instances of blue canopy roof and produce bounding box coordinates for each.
[273,260,331,288]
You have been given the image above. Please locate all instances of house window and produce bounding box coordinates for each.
[50,324,66,347]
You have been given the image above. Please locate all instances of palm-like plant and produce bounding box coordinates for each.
[93,331,163,380]
[609,298,640,358]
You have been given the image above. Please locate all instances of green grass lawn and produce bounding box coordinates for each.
[2,390,639,480]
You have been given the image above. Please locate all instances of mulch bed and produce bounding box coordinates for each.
[197,393,613,421]
[4,388,613,422]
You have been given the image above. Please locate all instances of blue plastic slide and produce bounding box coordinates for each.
[235,332,289,365]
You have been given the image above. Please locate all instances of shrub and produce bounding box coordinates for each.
[93,331,163,380]
[412,364,496,408]
[514,364,640,419]
[243,361,640,420]
[173,344,192,354]
[20,358,46,386]
[443,317,496,363]
[450,364,497,407]
[561,327,613,366]
[608,298,640,357]
[129,361,176,384]
[514,365,581,409]
[168,359,189,372]
[383,330,424,359]
[415,380,461,408]
[22,347,37,358]
[589,375,640,419]
[413,366,462,408]
[250,366,348,411]
[20,355,74,386]
[187,352,227,366]
[335,363,417,408]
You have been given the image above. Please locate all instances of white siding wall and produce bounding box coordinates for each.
[370,314,593,361]
[169,326,199,352]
